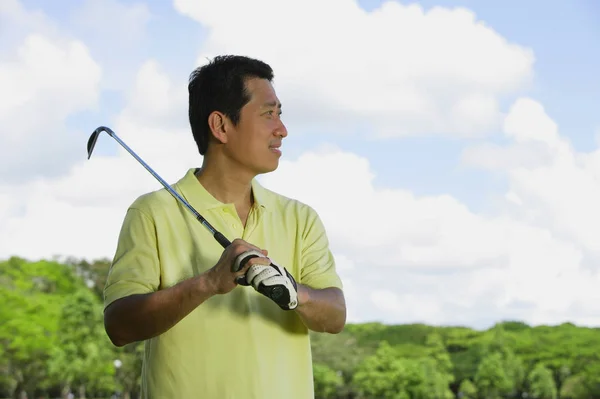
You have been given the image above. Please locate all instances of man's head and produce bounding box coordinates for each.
[188,55,287,175]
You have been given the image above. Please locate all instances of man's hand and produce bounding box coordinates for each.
[206,239,269,295]
[245,258,299,310]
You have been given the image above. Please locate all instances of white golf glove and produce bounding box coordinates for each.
[245,259,298,311]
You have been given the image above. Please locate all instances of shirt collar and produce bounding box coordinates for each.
[175,168,271,212]
[250,177,271,210]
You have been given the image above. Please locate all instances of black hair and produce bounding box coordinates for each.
[188,55,274,155]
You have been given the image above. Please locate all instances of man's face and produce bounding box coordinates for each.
[224,77,288,175]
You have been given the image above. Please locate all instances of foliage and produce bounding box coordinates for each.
[3,256,600,399]
[313,363,343,399]
[458,379,477,399]
[527,362,557,399]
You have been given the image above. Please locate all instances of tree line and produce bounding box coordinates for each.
[1,257,599,399]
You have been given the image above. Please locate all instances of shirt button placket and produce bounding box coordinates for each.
[223,206,242,237]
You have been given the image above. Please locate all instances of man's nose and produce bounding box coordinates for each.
[276,119,288,137]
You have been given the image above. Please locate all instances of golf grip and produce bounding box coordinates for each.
[213,231,231,248]
[233,250,296,308]
[233,250,263,286]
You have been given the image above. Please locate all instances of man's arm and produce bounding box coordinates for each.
[289,206,347,333]
[294,284,346,334]
[104,272,217,346]
[104,205,207,347]
[105,205,266,347]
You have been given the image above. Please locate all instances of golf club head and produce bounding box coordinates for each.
[87,126,114,159]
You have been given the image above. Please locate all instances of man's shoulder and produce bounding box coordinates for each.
[127,186,179,217]
[256,184,323,231]
[259,184,317,216]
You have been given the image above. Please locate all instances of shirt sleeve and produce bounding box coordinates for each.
[299,206,344,290]
[103,206,161,310]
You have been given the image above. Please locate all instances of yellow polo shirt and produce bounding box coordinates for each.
[104,168,343,399]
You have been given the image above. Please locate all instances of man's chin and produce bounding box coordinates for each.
[255,163,279,175]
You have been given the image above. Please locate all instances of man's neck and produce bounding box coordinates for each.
[195,158,255,210]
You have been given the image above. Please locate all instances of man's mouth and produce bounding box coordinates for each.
[269,144,282,155]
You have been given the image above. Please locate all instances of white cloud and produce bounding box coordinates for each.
[255,94,600,327]
[504,98,561,145]
[260,148,508,271]
[0,34,100,121]
[119,60,188,130]
[371,290,442,322]
[464,98,600,256]
[0,59,199,261]
[0,2,102,183]
[257,133,600,327]
[174,0,534,139]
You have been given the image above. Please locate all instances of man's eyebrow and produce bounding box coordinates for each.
[262,101,282,108]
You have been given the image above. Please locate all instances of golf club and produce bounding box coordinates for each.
[87,125,265,287]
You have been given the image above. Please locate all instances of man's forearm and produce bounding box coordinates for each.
[294,285,346,333]
[104,272,217,346]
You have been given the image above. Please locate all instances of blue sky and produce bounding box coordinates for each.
[4,0,600,327]
[24,0,600,213]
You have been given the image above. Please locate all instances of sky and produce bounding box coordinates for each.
[1,0,600,330]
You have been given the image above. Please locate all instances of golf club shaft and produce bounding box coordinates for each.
[93,126,231,249]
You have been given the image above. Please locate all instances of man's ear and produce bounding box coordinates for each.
[207,111,229,144]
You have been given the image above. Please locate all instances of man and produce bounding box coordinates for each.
[102,55,346,399]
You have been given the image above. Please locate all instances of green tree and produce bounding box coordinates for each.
[560,375,588,399]
[486,327,526,396]
[313,363,343,399]
[527,363,557,399]
[352,341,410,399]
[414,357,454,399]
[578,361,600,398]
[423,333,454,398]
[458,378,477,399]
[112,342,145,399]
[425,333,454,375]
[8,257,600,399]
[48,289,116,398]
[310,329,368,397]
[0,258,79,398]
[474,352,512,399]
[63,257,112,301]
